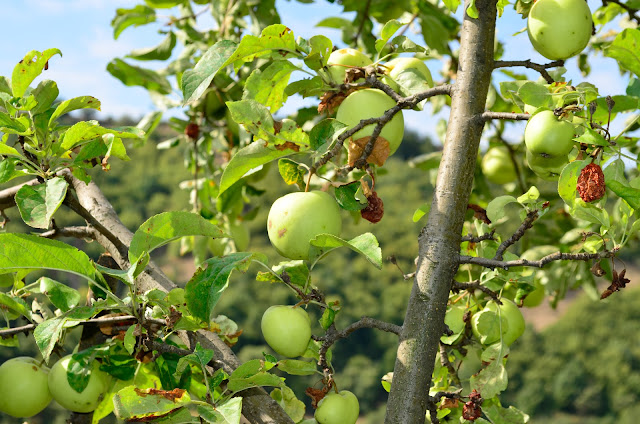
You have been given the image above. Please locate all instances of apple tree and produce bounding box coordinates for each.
[1,0,640,423]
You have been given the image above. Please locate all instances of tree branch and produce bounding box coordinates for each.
[460,248,619,270]
[493,210,539,261]
[493,59,564,84]
[602,0,640,24]
[40,225,100,241]
[461,231,495,243]
[480,112,530,122]
[451,280,500,302]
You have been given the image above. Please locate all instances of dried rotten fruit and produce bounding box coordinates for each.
[185,122,200,140]
[361,191,384,223]
[577,163,605,203]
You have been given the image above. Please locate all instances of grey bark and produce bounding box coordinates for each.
[384,0,498,422]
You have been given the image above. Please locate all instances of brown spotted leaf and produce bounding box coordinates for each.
[347,136,391,167]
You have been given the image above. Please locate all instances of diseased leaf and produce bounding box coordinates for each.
[278,158,305,187]
[197,397,242,424]
[113,386,191,420]
[11,49,62,98]
[34,317,66,363]
[243,61,298,113]
[15,177,68,229]
[470,359,508,399]
[270,386,305,423]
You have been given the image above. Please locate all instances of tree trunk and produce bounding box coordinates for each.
[385,0,498,422]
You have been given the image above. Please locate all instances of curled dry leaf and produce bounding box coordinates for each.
[347,136,391,167]
[361,190,384,223]
[306,386,330,409]
[577,163,605,203]
[601,268,630,299]
[318,88,356,115]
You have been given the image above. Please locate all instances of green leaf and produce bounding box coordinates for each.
[0,158,22,183]
[486,195,517,223]
[309,119,347,150]
[309,232,382,269]
[227,368,283,392]
[11,49,62,98]
[558,160,588,209]
[608,180,640,209]
[113,385,191,420]
[575,127,608,147]
[305,35,333,70]
[129,211,225,263]
[483,404,530,424]
[243,61,298,113]
[49,96,101,126]
[335,182,367,211]
[226,99,275,141]
[255,260,309,287]
[182,40,238,105]
[573,200,610,228]
[470,359,508,399]
[124,325,137,354]
[270,386,305,423]
[0,142,22,158]
[112,5,156,40]
[34,317,66,363]
[127,32,177,61]
[107,59,172,94]
[0,292,31,320]
[413,202,431,222]
[185,253,265,323]
[145,0,186,8]
[60,120,142,150]
[442,0,461,12]
[36,277,81,312]
[0,111,28,134]
[0,233,95,281]
[219,141,302,196]
[319,307,336,329]
[392,67,434,99]
[197,397,242,424]
[278,158,305,187]
[220,24,297,68]
[375,20,404,52]
[174,343,215,382]
[15,177,68,229]
[31,80,59,115]
[605,28,640,78]
[276,359,317,376]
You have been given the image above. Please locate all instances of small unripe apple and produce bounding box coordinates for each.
[524,110,575,157]
[386,57,434,88]
[526,149,569,181]
[267,191,342,260]
[261,305,312,357]
[527,0,593,60]
[481,146,517,185]
[48,355,109,413]
[326,48,373,84]
[336,88,405,155]
[315,390,360,424]
[0,357,52,417]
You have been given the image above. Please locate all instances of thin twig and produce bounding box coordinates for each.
[493,210,539,261]
[352,0,373,44]
[40,225,100,241]
[493,59,564,84]
[451,280,500,302]
[461,231,495,243]
[460,248,619,270]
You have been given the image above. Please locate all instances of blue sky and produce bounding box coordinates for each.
[0,0,628,139]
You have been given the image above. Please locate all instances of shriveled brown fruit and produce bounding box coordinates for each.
[361,191,384,223]
[577,163,605,202]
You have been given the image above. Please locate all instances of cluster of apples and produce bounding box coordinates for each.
[0,355,109,418]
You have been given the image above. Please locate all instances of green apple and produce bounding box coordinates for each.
[527,0,593,60]
[524,110,575,157]
[0,357,52,417]
[336,88,405,155]
[481,146,517,185]
[526,149,569,181]
[326,48,373,84]
[315,390,360,424]
[457,347,482,382]
[472,299,525,345]
[261,305,312,357]
[386,57,434,88]
[267,191,342,260]
[48,355,109,413]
